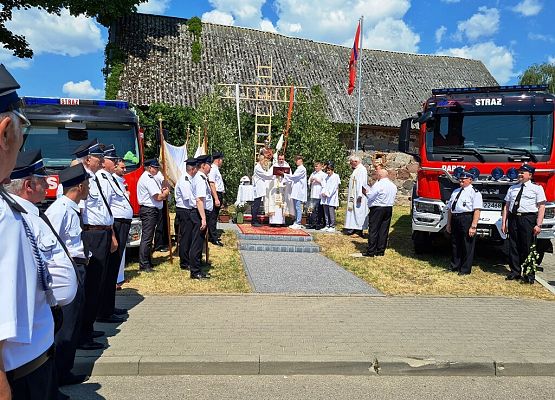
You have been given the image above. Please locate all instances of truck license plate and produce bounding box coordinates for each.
[483,201,502,210]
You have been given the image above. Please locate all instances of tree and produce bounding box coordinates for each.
[519,62,555,94]
[0,0,147,58]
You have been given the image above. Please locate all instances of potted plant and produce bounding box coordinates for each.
[218,207,231,223]
[235,202,247,224]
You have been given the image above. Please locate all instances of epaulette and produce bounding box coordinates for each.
[101,172,109,180]
[0,187,26,213]
[473,187,479,192]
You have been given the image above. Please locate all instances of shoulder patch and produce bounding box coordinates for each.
[473,187,479,192]
[101,172,108,179]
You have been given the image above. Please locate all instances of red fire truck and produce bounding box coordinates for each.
[20,97,144,247]
[399,85,555,254]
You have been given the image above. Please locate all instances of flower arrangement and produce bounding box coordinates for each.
[235,202,247,213]
[521,242,540,276]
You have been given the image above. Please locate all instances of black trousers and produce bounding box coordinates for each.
[308,199,325,228]
[208,192,224,242]
[508,213,537,277]
[81,229,110,342]
[139,206,161,270]
[190,209,207,275]
[154,201,169,249]
[177,208,193,268]
[366,206,393,255]
[55,263,86,381]
[8,354,57,400]
[98,219,131,318]
[251,196,262,225]
[450,213,476,274]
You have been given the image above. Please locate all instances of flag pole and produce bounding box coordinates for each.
[158,116,174,262]
[355,16,364,153]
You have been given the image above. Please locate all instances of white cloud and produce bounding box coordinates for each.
[260,19,278,33]
[62,80,103,98]
[208,0,266,27]
[437,41,515,84]
[435,26,447,44]
[0,48,32,69]
[363,18,420,53]
[512,0,542,17]
[137,0,171,15]
[202,10,235,26]
[528,32,555,43]
[441,0,461,3]
[456,7,499,41]
[548,56,555,65]
[6,8,104,57]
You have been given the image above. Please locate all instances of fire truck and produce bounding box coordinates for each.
[20,97,144,247]
[398,85,555,254]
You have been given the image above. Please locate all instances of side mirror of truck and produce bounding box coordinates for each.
[399,117,413,153]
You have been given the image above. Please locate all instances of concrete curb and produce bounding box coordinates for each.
[73,355,555,377]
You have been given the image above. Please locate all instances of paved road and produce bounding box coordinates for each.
[62,375,555,400]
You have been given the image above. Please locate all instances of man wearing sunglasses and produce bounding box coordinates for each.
[446,170,483,275]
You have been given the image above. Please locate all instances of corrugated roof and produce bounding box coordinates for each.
[111,13,498,127]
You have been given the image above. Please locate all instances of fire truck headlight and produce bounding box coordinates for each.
[544,207,555,220]
[414,201,441,214]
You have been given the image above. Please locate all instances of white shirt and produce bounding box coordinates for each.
[83,168,114,226]
[0,190,54,372]
[321,173,341,207]
[137,171,163,209]
[109,173,134,219]
[504,181,546,213]
[448,184,483,213]
[253,163,274,199]
[46,195,86,259]
[208,163,225,193]
[175,172,196,209]
[366,177,398,207]
[284,164,307,202]
[309,170,327,199]
[193,171,214,211]
[12,195,77,306]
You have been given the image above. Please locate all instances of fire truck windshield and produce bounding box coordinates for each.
[22,121,140,170]
[426,112,554,156]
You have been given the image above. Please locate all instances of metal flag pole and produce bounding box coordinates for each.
[355,16,364,153]
[158,115,174,262]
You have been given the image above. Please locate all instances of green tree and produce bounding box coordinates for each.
[0,0,147,58]
[519,62,555,94]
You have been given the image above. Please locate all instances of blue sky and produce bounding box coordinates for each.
[1,0,553,99]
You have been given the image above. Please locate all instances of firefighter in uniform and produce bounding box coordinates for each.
[446,170,483,275]
[208,151,225,246]
[0,64,58,399]
[190,155,213,280]
[74,139,117,350]
[97,145,132,322]
[502,164,546,283]
[137,159,170,272]
[175,158,199,271]
[46,163,92,386]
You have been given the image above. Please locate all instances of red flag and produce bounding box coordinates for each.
[348,21,361,95]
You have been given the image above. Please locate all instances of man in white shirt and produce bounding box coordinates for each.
[0,65,58,399]
[46,163,93,386]
[362,168,398,257]
[306,161,327,229]
[175,158,199,271]
[207,151,225,246]
[445,170,482,274]
[283,155,307,229]
[113,160,131,289]
[137,159,170,272]
[321,162,341,232]
[97,146,132,323]
[153,169,170,252]
[502,164,546,283]
[344,155,368,236]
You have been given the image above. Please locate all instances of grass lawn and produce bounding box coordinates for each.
[315,206,554,300]
[120,229,251,295]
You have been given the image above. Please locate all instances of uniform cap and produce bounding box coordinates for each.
[103,144,119,159]
[185,157,199,166]
[10,149,48,179]
[144,158,160,168]
[72,139,104,158]
[0,64,21,113]
[197,155,212,165]
[59,164,89,188]
[459,170,474,179]
[518,163,535,174]
[212,151,223,160]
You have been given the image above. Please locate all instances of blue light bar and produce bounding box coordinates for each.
[432,85,549,95]
[22,97,129,109]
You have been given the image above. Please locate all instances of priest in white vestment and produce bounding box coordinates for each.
[344,155,368,235]
[266,153,293,225]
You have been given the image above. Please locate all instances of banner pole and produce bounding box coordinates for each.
[355,16,364,153]
[158,116,174,262]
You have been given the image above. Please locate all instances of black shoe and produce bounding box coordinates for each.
[356,230,365,238]
[362,251,375,257]
[315,226,325,230]
[537,266,544,272]
[59,373,89,386]
[521,275,535,284]
[305,224,315,229]
[344,229,354,235]
[155,246,169,252]
[211,240,224,247]
[140,267,154,273]
[180,265,190,270]
[376,252,385,257]
[252,222,262,227]
[91,330,104,338]
[77,340,105,350]
[202,272,212,278]
[458,271,471,276]
[97,314,125,323]
[113,307,128,315]
[506,273,522,281]
[190,273,210,280]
